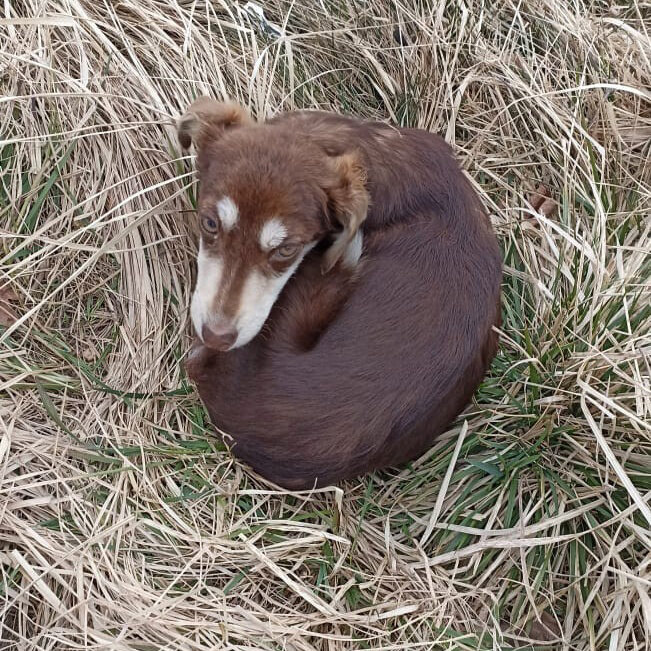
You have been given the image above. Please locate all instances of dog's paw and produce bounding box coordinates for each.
[184,340,214,380]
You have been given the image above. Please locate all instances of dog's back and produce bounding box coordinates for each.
[188,111,502,489]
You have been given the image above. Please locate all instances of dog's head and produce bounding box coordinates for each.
[178,98,368,351]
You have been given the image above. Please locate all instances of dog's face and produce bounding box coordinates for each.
[190,135,330,351]
[178,99,368,351]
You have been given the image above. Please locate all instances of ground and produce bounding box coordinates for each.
[1,1,650,649]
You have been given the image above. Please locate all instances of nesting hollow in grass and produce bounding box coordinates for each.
[1,1,649,649]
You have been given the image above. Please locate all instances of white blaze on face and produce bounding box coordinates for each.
[233,243,316,348]
[190,239,224,340]
[259,218,288,251]
[216,196,239,231]
[191,214,316,349]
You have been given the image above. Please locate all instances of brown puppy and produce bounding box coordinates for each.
[180,98,502,489]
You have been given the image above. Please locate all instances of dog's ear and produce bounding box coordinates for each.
[322,151,369,273]
[177,97,252,150]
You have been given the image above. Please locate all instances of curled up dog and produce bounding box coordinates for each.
[179,98,502,490]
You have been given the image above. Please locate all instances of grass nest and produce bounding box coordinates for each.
[1,1,650,649]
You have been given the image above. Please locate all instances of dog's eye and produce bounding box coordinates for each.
[201,215,219,234]
[271,243,300,260]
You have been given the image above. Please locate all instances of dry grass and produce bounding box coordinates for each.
[1,0,650,649]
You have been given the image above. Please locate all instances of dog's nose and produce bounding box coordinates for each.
[202,324,237,351]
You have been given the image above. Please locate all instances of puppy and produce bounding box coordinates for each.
[179,98,502,489]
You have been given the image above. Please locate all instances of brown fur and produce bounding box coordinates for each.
[183,106,369,324]
[180,100,502,489]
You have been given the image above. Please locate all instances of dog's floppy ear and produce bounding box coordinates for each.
[177,97,252,150]
[322,151,369,273]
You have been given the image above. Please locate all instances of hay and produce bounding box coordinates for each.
[1,1,649,649]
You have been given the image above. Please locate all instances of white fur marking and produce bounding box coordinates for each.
[191,239,224,340]
[216,196,239,231]
[232,242,316,348]
[259,218,288,250]
[342,229,364,268]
